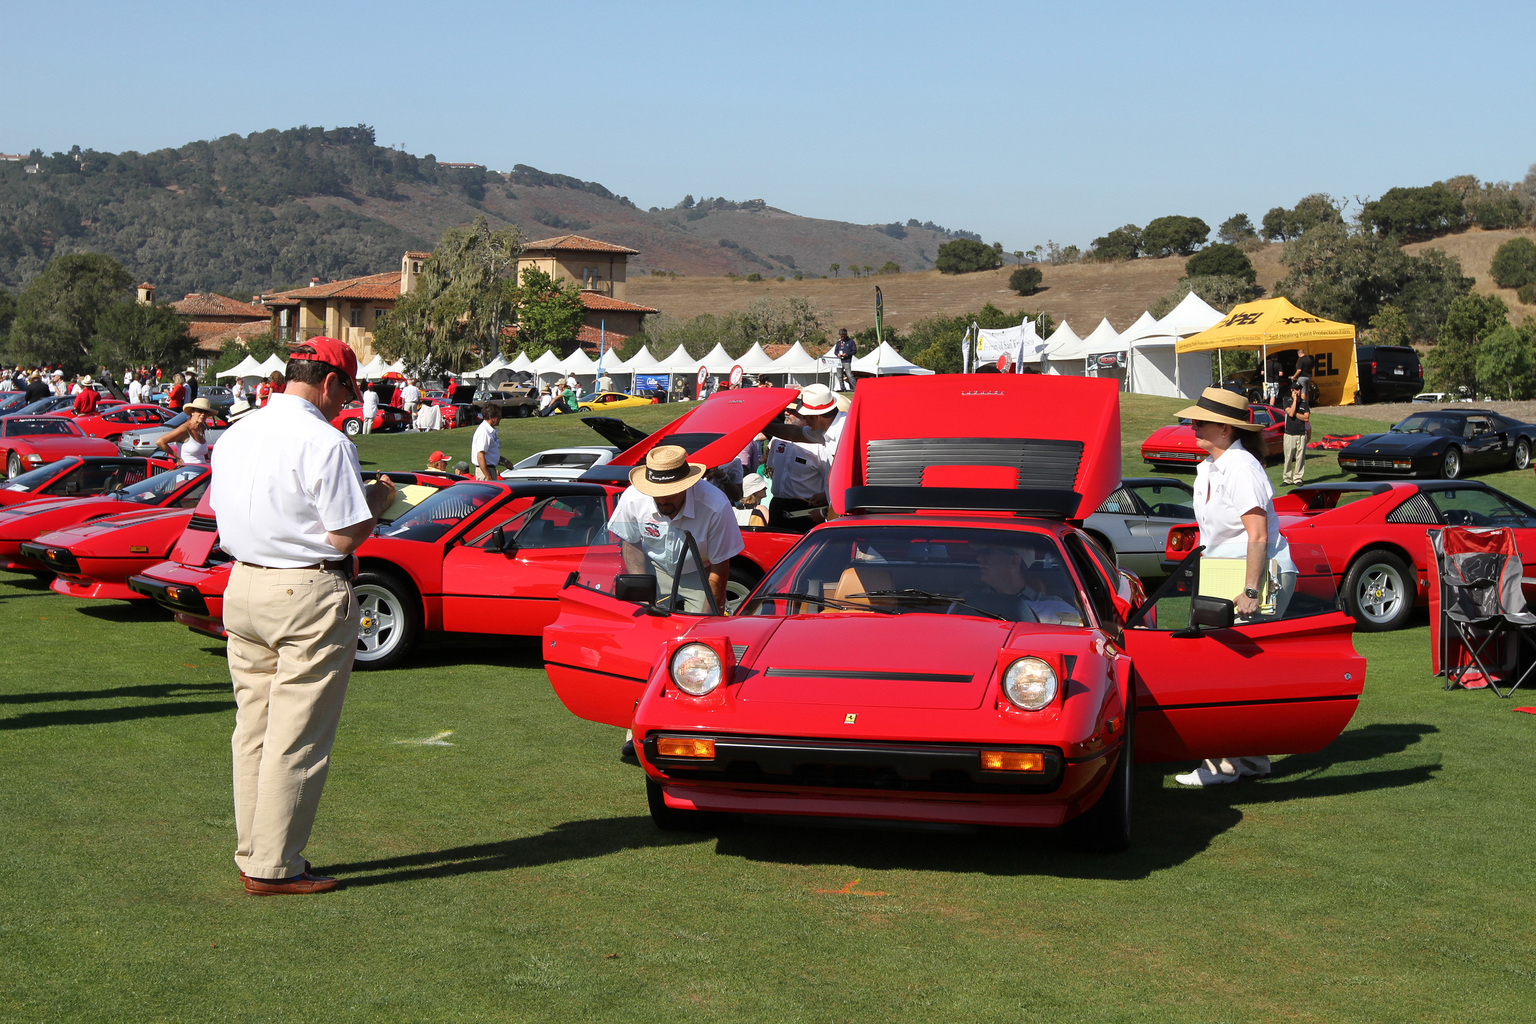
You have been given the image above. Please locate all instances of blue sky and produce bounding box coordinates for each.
[7,0,1533,250]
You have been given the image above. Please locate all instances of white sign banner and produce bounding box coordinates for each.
[976,323,1044,364]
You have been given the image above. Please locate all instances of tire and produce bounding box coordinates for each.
[1440,446,1463,480]
[646,777,724,832]
[1514,438,1531,471]
[343,417,363,437]
[516,403,533,418]
[1063,700,1134,853]
[5,451,18,479]
[352,571,420,669]
[724,563,762,613]
[1341,550,1415,632]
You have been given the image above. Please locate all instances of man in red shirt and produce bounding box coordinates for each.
[72,377,99,415]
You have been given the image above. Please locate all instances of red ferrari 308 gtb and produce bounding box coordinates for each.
[544,375,1366,851]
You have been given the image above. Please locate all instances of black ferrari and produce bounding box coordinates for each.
[1336,409,1536,480]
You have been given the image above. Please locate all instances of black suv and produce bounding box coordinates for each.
[1355,345,1423,404]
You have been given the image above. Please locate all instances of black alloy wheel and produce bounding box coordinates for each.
[1440,446,1463,480]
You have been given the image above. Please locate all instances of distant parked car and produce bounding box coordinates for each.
[1354,344,1423,404]
[0,416,122,478]
[1140,404,1285,471]
[1336,408,1536,479]
[499,446,619,482]
[116,411,232,456]
[333,402,413,436]
[1083,477,1196,581]
[1413,392,1451,404]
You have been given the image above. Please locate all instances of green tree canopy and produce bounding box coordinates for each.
[1490,236,1536,289]
[1184,243,1256,285]
[1140,216,1209,257]
[7,253,134,369]
[513,265,585,357]
[1262,195,1343,241]
[372,216,523,374]
[90,300,193,374]
[1361,184,1465,241]
[1474,323,1536,400]
[1087,224,1141,262]
[1275,222,1471,338]
[1427,292,1508,395]
[935,238,1003,274]
[1218,214,1257,245]
[1366,305,1412,348]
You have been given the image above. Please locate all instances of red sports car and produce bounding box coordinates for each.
[55,403,178,441]
[30,507,194,600]
[132,392,810,666]
[332,402,413,436]
[1,464,209,573]
[1165,478,1536,632]
[1,416,122,479]
[545,375,1365,849]
[1140,402,1285,471]
[0,456,175,508]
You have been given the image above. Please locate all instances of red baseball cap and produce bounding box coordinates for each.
[289,337,359,399]
[429,451,448,463]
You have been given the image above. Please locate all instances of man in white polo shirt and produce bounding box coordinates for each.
[210,336,395,896]
[762,383,848,532]
[607,445,743,612]
[470,402,511,480]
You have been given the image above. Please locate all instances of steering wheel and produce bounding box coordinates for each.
[1443,509,1473,526]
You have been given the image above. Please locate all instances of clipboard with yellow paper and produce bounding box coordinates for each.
[1197,556,1278,616]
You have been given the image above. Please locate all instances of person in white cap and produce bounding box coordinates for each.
[761,383,847,532]
[735,473,770,528]
[606,444,743,612]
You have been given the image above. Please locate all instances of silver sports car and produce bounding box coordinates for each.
[1083,476,1196,580]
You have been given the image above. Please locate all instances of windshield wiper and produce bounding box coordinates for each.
[850,588,1007,620]
[741,591,894,614]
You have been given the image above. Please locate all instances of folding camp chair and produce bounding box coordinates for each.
[1429,527,1536,698]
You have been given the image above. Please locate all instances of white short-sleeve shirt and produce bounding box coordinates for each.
[209,393,372,567]
[607,479,744,571]
[471,419,500,466]
[765,438,825,500]
[1193,445,1295,572]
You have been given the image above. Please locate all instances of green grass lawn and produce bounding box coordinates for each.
[3,396,1535,1022]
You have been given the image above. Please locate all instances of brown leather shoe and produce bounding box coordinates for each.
[239,860,309,882]
[244,872,338,896]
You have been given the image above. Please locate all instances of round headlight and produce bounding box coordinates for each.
[669,643,722,696]
[1002,657,1058,711]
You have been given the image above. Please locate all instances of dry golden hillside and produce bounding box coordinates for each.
[1403,226,1536,320]
[630,243,1289,335]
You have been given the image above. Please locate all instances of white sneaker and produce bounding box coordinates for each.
[1174,767,1241,786]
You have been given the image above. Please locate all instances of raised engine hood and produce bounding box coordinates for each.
[828,375,1122,521]
[582,388,797,481]
[735,615,1013,710]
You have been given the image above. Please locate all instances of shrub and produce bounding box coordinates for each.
[1184,243,1256,285]
[1009,266,1043,296]
[1490,237,1536,289]
[746,272,763,282]
[1087,224,1141,262]
[1218,214,1257,244]
[1521,283,1536,305]
[935,238,1003,274]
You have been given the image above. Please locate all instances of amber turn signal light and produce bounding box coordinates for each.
[656,737,716,759]
[980,751,1045,772]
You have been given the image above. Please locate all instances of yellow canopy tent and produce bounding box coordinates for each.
[1176,297,1360,406]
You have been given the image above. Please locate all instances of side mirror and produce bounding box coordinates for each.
[1172,594,1235,637]
[486,526,514,554]
[614,573,659,605]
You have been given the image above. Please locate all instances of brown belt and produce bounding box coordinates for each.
[238,559,354,578]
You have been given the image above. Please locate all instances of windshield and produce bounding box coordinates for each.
[114,465,208,504]
[1391,413,1459,436]
[375,483,502,542]
[741,525,1087,623]
[1,458,82,491]
[6,417,79,437]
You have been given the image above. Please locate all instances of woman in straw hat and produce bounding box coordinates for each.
[1172,387,1298,787]
[156,396,219,465]
[606,444,744,613]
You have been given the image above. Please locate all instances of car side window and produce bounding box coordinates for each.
[1062,533,1115,626]
[460,495,539,548]
[1127,482,1194,519]
[1430,488,1536,528]
[1252,409,1273,427]
[513,495,610,549]
[1096,487,1133,515]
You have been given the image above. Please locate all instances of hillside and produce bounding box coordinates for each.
[632,243,1291,334]
[0,126,974,297]
[1402,226,1536,321]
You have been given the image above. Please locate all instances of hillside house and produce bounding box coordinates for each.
[261,263,412,364]
[517,234,656,354]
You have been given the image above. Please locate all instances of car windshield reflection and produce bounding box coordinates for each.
[376,483,501,542]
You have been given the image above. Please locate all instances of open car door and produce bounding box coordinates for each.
[1120,542,1365,762]
[544,531,722,728]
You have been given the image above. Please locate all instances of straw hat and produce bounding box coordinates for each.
[227,399,255,422]
[185,397,219,416]
[1174,387,1261,431]
[629,444,706,497]
[798,383,839,416]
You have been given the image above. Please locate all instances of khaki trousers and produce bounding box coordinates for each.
[225,563,360,880]
[1282,432,1307,484]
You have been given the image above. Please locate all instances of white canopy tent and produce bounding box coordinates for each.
[852,341,934,376]
[460,354,509,380]
[559,348,597,378]
[735,343,778,373]
[658,345,697,374]
[527,350,567,379]
[1059,318,1128,388]
[217,355,266,380]
[1157,291,1225,338]
[770,341,824,383]
[697,343,736,375]
[1040,321,1084,376]
[257,354,287,376]
[384,359,406,376]
[1122,308,1212,400]
[506,351,534,373]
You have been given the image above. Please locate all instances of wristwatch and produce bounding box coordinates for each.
[1243,587,1260,599]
